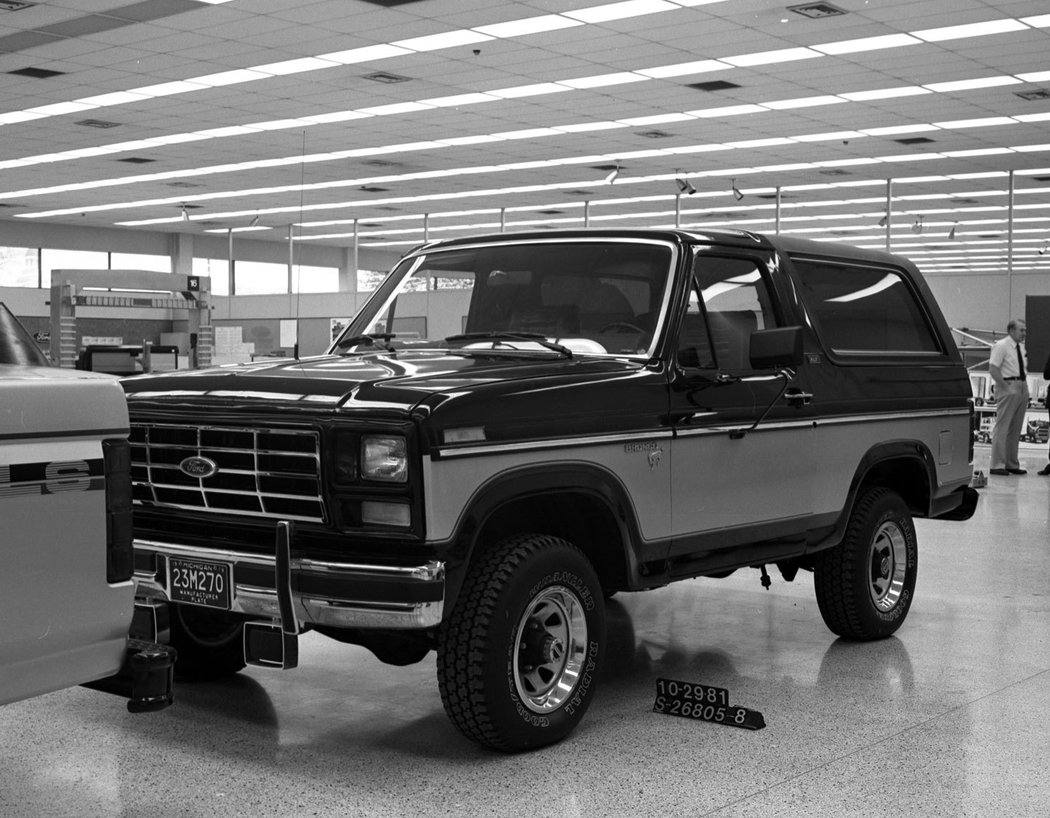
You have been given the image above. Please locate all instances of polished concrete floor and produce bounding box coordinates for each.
[2,444,1048,818]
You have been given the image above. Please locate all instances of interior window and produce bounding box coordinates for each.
[693,254,778,370]
[790,258,940,355]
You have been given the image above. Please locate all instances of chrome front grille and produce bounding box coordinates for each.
[130,422,326,523]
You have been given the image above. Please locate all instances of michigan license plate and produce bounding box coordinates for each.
[169,557,232,610]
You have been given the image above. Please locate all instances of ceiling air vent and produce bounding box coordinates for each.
[591,164,620,171]
[894,136,935,145]
[787,2,847,18]
[363,71,411,84]
[567,189,595,197]
[166,181,203,188]
[538,209,564,215]
[76,118,121,128]
[818,168,852,176]
[361,158,403,167]
[689,80,741,92]
[637,130,673,139]
[0,1,34,10]
[7,66,63,78]
[359,185,390,193]
[1016,89,1050,101]
[117,157,155,163]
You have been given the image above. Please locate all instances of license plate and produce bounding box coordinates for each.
[169,557,232,610]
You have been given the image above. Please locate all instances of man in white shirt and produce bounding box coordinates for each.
[988,318,1029,475]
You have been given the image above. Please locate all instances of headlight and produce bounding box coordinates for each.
[361,435,408,483]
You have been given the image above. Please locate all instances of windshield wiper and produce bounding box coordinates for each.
[335,333,397,353]
[445,332,573,358]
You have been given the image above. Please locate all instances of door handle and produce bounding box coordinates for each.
[784,389,813,407]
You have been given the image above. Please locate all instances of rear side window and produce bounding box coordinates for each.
[791,258,941,356]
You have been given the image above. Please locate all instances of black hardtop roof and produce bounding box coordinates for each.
[407,228,918,272]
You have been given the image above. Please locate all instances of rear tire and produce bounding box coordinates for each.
[437,534,605,751]
[814,487,917,640]
[168,604,247,680]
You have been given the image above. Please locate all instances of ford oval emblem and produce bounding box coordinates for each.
[179,456,219,479]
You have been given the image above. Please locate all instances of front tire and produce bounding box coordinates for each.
[168,604,247,680]
[437,534,605,752]
[814,487,917,640]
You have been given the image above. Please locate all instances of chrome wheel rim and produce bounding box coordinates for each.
[512,586,588,713]
[868,521,908,611]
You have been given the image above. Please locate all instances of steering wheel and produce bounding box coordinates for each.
[598,321,646,334]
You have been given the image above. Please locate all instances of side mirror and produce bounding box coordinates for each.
[749,326,804,370]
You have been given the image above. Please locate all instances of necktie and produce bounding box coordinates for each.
[1016,344,1026,379]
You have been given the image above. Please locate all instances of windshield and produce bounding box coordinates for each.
[334,238,675,358]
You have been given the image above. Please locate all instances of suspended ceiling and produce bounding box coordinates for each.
[2,0,1050,277]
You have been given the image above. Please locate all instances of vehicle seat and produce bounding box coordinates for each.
[579,283,636,333]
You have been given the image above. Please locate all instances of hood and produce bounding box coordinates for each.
[121,350,644,417]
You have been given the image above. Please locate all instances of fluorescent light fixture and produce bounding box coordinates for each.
[192,68,273,87]
[301,111,374,125]
[913,19,1029,42]
[358,102,433,116]
[636,59,728,78]
[762,95,846,110]
[1016,71,1050,83]
[792,130,866,143]
[559,72,647,89]
[0,111,47,125]
[924,76,1021,93]
[473,15,583,38]
[813,33,922,55]
[564,0,680,24]
[840,86,930,102]
[726,137,796,149]
[489,82,572,99]
[554,121,626,133]
[861,124,941,137]
[26,101,97,116]
[689,104,766,118]
[129,80,209,98]
[393,30,493,52]
[421,92,498,108]
[77,91,150,107]
[254,57,341,76]
[618,113,695,126]
[318,44,413,65]
[722,47,822,67]
[934,117,1017,129]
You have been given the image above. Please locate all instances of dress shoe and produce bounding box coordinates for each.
[989,468,1011,475]
[1007,468,1027,475]
[1038,465,1050,476]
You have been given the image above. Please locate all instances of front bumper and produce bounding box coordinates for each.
[133,531,445,631]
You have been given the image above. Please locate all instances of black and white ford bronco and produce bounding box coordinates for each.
[122,229,977,750]
[0,303,173,712]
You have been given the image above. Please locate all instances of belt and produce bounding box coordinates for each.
[1003,377,1025,381]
